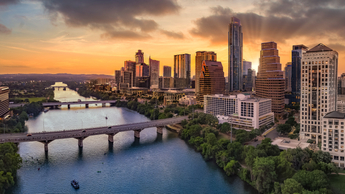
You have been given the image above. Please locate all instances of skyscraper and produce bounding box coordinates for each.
[291,45,308,102]
[135,50,144,64]
[136,63,149,77]
[195,51,217,94]
[174,54,191,88]
[228,17,243,92]
[199,61,225,102]
[243,60,252,76]
[163,66,171,77]
[115,70,121,87]
[124,60,136,87]
[300,43,338,144]
[255,42,285,115]
[285,62,292,92]
[149,57,160,89]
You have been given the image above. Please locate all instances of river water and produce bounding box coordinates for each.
[9,82,257,194]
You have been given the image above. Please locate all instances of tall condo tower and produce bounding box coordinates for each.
[255,42,285,115]
[228,17,243,92]
[195,51,217,94]
[285,62,292,92]
[291,45,308,103]
[174,54,191,88]
[299,43,338,144]
[149,57,160,89]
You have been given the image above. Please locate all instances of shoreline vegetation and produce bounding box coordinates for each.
[66,83,340,194]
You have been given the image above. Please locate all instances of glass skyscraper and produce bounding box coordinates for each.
[291,45,308,103]
[228,17,243,92]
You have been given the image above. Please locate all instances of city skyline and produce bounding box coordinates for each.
[1,0,345,76]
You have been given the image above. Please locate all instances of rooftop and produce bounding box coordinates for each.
[272,138,310,150]
[324,111,345,119]
[306,43,333,53]
[0,86,9,91]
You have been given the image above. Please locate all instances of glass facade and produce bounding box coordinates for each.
[228,17,243,92]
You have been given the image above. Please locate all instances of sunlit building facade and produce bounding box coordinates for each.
[0,87,10,120]
[195,51,217,94]
[300,43,338,144]
[255,42,285,115]
[149,57,160,89]
[163,66,171,77]
[199,61,225,102]
[174,54,191,88]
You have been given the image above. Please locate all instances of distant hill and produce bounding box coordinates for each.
[0,74,114,82]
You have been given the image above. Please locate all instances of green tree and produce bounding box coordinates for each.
[292,170,330,191]
[216,150,231,168]
[273,182,282,194]
[206,133,217,146]
[220,122,230,133]
[277,124,292,134]
[256,138,280,156]
[252,157,277,193]
[224,160,239,176]
[281,178,304,194]
[227,142,244,161]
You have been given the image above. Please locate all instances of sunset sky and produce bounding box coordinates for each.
[0,0,344,76]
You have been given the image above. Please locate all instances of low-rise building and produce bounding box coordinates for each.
[322,111,345,168]
[0,87,10,120]
[204,94,274,131]
[163,89,195,105]
[179,95,197,106]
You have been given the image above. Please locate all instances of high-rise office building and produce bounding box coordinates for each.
[285,62,292,92]
[243,60,252,75]
[149,57,160,89]
[300,43,338,144]
[199,61,225,102]
[163,66,172,77]
[136,63,149,77]
[245,69,253,91]
[0,87,10,120]
[174,54,191,88]
[255,42,285,115]
[135,50,144,64]
[124,60,136,87]
[228,17,243,92]
[115,70,121,87]
[121,71,133,88]
[195,51,217,94]
[291,45,308,102]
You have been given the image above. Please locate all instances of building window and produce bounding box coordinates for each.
[334,156,339,160]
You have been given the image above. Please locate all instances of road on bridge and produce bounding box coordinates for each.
[0,116,189,144]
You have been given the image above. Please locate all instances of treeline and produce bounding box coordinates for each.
[5,81,55,102]
[180,114,337,194]
[0,143,22,193]
[65,81,115,100]
[1,102,44,133]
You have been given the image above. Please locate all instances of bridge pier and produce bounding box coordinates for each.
[134,129,142,139]
[39,140,53,152]
[75,137,87,148]
[107,133,118,143]
[85,104,89,108]
[68,104,70,109]
[157,126,164,134]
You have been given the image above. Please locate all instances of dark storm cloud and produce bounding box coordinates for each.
[160,30,184,39]
[0,23,11,34]
[42,0,180,40]
[190,0,345,45]
[0,0,19,6]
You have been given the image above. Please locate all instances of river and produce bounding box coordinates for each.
[9,82,257,193]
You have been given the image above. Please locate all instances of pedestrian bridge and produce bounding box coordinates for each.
[0,116,188,152]
[9,100,117,109]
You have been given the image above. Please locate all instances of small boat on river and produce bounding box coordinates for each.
[71,180,79,189]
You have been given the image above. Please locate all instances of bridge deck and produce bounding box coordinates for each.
[0,116,188,143]
[9,100,117,108]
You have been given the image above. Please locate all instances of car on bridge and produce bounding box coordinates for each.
[27,133,32,136]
